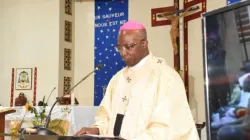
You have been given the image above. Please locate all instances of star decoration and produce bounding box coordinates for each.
[94,0,127,105]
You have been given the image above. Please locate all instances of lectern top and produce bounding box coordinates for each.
[0,108,16,115]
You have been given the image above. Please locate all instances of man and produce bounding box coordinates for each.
[74,20,199,140]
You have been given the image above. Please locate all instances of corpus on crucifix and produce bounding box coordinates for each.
[157,6,199,55]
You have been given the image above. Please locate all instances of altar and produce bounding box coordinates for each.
[1,106,98,136]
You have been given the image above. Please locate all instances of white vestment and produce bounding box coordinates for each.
[92,53,199,140]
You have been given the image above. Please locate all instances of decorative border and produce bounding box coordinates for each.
[33,67,37,106]
[183,0,206,101]
[10,68,15,107]
[65,0,72,15]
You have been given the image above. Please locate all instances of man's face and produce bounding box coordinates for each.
[117,30,147,67]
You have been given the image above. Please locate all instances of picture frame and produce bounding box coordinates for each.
[15,68,33,90]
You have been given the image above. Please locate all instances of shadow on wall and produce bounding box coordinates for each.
[188,76,198,123]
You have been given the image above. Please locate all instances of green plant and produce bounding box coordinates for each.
[26,96,66,135]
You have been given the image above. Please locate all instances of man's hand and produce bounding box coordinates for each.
[74,127,99,136]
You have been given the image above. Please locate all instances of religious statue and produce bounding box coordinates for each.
[158,6,199,54]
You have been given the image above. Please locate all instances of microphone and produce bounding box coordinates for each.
[46,87,56,104]
[38,64,103,135]
[21,87,56,134]
[38,87,56,106]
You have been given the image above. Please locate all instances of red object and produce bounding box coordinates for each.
[33,67,37,106]
[151,6,175,27]
[15,93,27,106]
[10,68,15,107]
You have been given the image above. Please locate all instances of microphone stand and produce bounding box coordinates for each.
[35,64,103,135]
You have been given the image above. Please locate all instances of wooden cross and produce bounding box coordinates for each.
[183,0,206,101]
[151,0,181,71]
[157,6,198,55]
[151,0,207,101]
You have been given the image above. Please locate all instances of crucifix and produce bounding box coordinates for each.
[151,0,206,101]
[157,6,199,55]
[151,1,181,71]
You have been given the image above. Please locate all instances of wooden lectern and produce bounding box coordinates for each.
[0,108,16,139]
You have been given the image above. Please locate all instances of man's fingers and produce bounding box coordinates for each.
[74,128,87,136]
[80,128,87,136]
[73,132,79,136]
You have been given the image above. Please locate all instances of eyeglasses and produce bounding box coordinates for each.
[115,39,145,52]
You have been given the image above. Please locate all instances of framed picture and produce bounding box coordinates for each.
[15,68,33,90]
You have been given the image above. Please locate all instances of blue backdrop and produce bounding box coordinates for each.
[94,0,128,105]
[227,0,241,5]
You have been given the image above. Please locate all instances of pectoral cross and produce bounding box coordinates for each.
[126,77,131,83]
[157,59,162,63]
[122,96,127,102]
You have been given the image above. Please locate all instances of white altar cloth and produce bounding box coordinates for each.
[0,106,98,136]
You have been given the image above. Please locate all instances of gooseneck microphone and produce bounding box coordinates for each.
[36,64,103,135]
[46,87,56,104]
